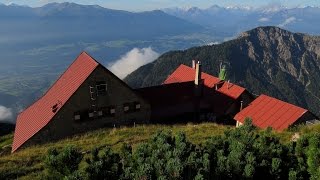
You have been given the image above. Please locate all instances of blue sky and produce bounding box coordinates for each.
[1,0,319,11]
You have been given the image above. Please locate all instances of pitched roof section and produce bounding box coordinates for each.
[234,94,308,131]
[217,81,246,99]
[12,52,99,152]
[163,64,221,88]
[163,64,247,100]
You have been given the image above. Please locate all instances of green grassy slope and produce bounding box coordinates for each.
[0,123,319,179]
[0,123,227,179]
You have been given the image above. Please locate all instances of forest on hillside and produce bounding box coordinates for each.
[20,119,320,180]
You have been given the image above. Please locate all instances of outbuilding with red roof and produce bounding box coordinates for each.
[234,94,319,131]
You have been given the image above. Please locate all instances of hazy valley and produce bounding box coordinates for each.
[1,2,320,124]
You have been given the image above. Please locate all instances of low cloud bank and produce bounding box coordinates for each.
[259,17,270,22]
[108,47,159,79]
[0,105,13,123]
[279,17,296,27]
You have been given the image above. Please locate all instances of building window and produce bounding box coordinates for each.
[124,104,130,113]
[74,114,81,120]
[92,107,115,118]
[135,102,141,110]
[110,108,116,115]
[123,102,141,113]
[74,112,81,121]
[96,81,107,96]
[104,106,116,116]
[88,110,95,118]
[97,110,103,116]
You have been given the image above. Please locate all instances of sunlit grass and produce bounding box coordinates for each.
[0,123,228,178]
[0,134,13,149]
[1,122,320,179]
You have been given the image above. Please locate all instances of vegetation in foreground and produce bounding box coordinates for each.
[0,123,228,179]
[1,121,320,179]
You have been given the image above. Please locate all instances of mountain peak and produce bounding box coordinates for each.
[125,26,320,116]
[41,2,103,10]
[239,26,293,38]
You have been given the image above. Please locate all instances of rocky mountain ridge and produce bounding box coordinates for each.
[125,26,320,115]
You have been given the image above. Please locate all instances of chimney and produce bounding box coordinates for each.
[240,101,243,111]
[192,60,196,69]
[195,61,201,85]
[227,80,230,89]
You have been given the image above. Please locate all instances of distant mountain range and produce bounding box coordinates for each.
[0,2,209,70]
[0,2,203,45]
[163,5,320,38]
[0,2,208,122]
[125,26,320,116]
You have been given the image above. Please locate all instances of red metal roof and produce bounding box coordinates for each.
[234,94,308,131]
[163,64,221,88]
[217,81,246,99]
[164,64,246,100]
[12,52,99,152]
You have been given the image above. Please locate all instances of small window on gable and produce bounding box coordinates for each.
[96,81,107,96]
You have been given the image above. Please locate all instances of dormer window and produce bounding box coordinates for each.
[52,104,58,113]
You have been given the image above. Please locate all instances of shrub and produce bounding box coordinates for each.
[43,145,83,179]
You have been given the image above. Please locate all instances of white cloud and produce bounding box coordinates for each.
[259,17,270,22]
[0,105,13,123]
[108,47,159,79]
[206,41,220,45]
[260,3,285,13]
[223,36,236,42]
[278,17,296,27]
